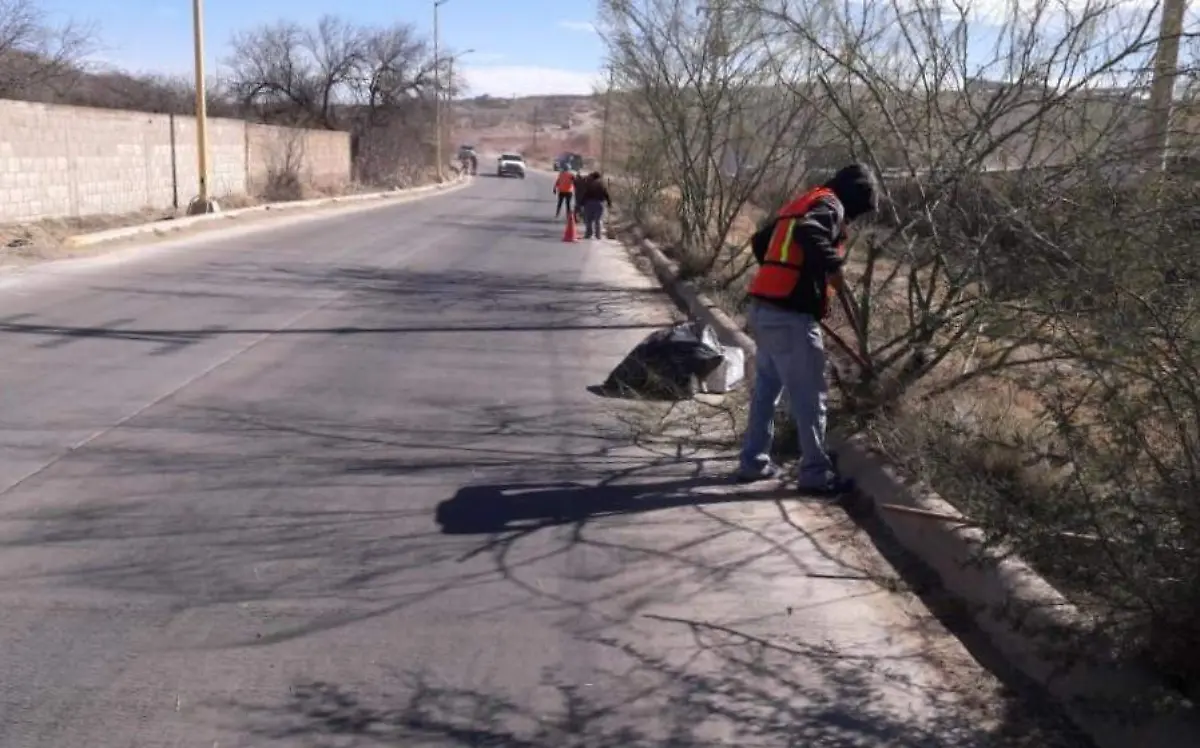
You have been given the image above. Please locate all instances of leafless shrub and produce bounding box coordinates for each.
[0,0,93,98]
[604,0,1200,693]
[0,0,236,118]
[260,130,309,202]
[728,0,1181,406]
[600,0,828,278]
[61,70,241,117]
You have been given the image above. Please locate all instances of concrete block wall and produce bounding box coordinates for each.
[171,116,250,204]
[0,99,352,223]
[246,123,351,194]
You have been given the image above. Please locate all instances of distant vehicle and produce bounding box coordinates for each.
[497,153,526,179]
[554,152,584,172]
[458,145,478,174]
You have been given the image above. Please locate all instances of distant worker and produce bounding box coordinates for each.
[553,168,576,218]
[577,171,611,239]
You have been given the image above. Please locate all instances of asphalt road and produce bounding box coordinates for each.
[0,173,1082,747]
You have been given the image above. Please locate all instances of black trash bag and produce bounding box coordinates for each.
[600,321,725,399]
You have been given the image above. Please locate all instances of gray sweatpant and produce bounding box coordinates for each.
[738,300,834,487]
[581,200,605,238]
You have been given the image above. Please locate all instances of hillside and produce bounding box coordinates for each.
[450,94,604,165]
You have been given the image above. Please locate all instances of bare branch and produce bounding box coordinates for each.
[0,0,95,98]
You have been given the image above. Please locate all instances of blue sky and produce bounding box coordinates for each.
[40,0,607,96]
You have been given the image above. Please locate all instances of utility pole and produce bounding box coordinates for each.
[1148,0,1187,172]
[189,0,216,214]
[446,53,453,161]
[433,0,450,181]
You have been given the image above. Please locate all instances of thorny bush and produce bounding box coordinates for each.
[601,0,1200,694]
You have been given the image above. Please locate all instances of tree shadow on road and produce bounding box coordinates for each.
[219,625,1087,747]
[0,397,1092,745]
[0,395,886,651]
[432,478,814,535]
[0,267,678,353]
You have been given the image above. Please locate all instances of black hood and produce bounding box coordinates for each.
[824,163,878,221]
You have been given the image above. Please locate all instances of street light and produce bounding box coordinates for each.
[433,0,451,181]
[189,0,217,214]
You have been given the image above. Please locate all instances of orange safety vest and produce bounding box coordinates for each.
[555,171,575,193]
[747,187,845,303]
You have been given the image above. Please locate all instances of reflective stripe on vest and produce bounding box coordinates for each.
[747,187,838,300]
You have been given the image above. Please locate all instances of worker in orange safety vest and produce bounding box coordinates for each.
[737,163,879,494]
[553,169,576,218]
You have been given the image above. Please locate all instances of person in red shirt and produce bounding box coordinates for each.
[553,169,576,218]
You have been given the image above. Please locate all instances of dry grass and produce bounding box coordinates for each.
[0,208,175,267]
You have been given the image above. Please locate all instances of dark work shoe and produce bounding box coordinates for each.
[735,463,782,483]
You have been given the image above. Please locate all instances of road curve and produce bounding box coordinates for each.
[0,173,1086,746]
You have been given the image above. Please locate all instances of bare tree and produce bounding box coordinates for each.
[304,15,363,128]
[725,0,1175,400]
[350,24,438,184]
[0,1,232,116]
[600,0,830,278]
[356,24,434,116]
[224,15,440,185]
[0,0,94,98]
[226,21,318,124]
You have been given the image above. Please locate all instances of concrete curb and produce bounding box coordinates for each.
[64,173,472,249]
[618,223,1200,748]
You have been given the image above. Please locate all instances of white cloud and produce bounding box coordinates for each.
[461,65,604,97]
[467,52,508,64]
[558,20,598,33]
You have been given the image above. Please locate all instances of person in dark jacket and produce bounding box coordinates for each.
[572,170,587,220]
[736,163,878,493]
[577,171,612,239]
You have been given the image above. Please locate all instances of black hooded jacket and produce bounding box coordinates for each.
[748,163,878,319]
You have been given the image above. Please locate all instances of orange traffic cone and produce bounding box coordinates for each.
[563,210,578,242]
